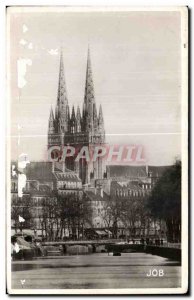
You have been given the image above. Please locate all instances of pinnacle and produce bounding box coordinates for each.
[71,105,76,119]
[99,104,104,123]
[49,106,54,120]
[77,106,81,119]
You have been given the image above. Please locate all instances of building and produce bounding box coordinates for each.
[11,160,168,239]
[11,161,83,239]
[48,48,107,184]
[11,164,31,235]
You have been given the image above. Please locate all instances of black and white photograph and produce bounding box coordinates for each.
[6,6,188,295]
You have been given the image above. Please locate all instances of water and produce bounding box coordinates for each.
[11,253,181,289]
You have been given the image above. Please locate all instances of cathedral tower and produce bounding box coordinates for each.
[48,47,106,184]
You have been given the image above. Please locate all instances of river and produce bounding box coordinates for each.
[11,252,181,289]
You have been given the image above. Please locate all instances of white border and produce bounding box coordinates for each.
[5,5,188,296]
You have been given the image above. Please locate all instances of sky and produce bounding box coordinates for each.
[9,8,182,165]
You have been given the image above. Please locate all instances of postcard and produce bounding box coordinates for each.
[6,6,188,295]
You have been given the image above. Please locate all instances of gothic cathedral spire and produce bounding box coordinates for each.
[56,48,69,133]
[57,48,68,108]
[83,46,96,132]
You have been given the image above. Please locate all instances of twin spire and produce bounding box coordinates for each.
[49,46,104,135]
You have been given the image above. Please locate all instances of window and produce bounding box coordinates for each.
[12,181,16,191]
[34,198,38,206]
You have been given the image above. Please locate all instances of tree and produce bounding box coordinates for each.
[107,197,123,239]
[55,192,92,240]
[146,160,181,242]
[102,201,114,232]
[38,195,59,241]
[120,196,143,239]
[11,194,32,233]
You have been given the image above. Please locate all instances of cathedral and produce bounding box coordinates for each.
[48,48,107,184]
[11,48,168,239]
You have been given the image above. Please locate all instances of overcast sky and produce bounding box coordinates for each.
[9,8,182,165]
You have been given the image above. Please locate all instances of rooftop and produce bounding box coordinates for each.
[108,165,171,178]
[85,190,110,202]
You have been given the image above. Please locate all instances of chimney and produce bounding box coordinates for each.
[146,165,148,176]
[96,185,103,198]
[52,161,55,172]
[62,162,65,173]
[36,180,39,190]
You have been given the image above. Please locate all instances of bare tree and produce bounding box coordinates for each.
[54,191,92,240]
[38,195,59,241]
[11,193,32,233]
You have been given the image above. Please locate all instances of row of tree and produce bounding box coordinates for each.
[101,160,181,242]
[38,192,92,241]
[11,160,181,243]
[102,194,150,239]
[11,192,92,241]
